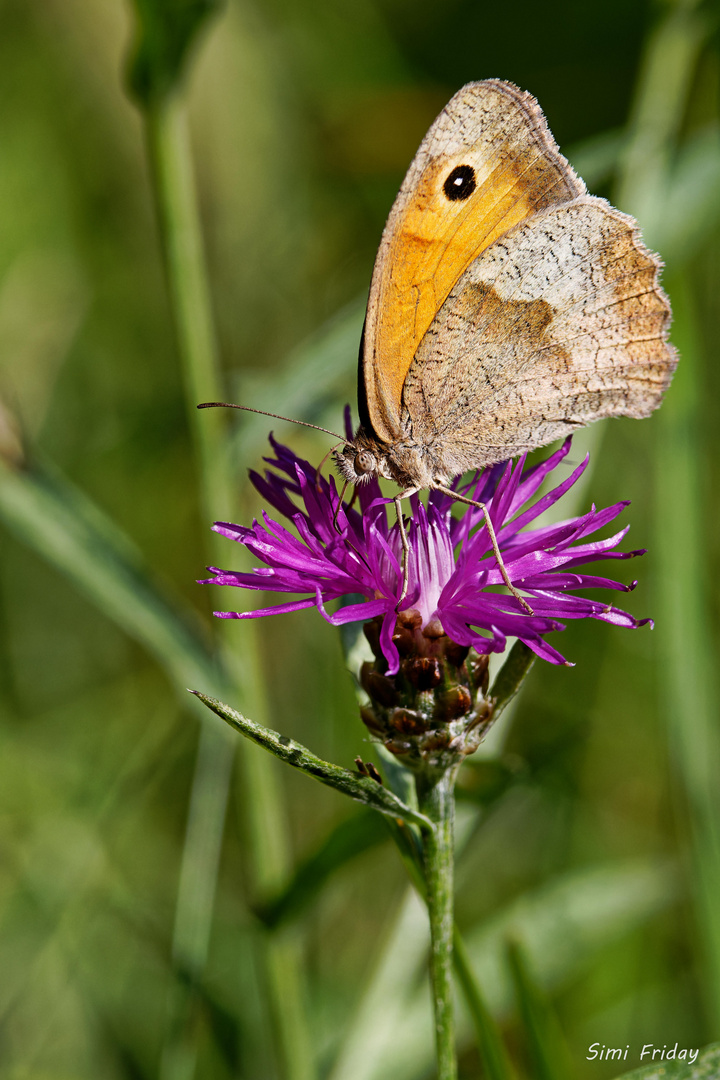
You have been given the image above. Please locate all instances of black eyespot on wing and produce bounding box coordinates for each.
[443,164,476,201]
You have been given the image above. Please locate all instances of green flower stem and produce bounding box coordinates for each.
[416,769,458,1080]
[143,92,313,1080]
[145,94,231,528]
[487,640,535,724]
[409,643,537,1080]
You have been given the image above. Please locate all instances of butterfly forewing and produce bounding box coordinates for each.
[362,80,585,444]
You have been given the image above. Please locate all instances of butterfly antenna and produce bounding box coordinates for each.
[198,402,345,441]
[315,439,345,491]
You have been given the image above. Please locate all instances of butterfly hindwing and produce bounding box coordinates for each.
[401,195,676,474]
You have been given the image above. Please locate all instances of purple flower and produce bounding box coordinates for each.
[201,432,650,674]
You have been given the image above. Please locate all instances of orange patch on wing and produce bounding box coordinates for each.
[375,165,543,411]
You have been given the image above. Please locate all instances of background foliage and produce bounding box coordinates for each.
[0,0,719,1077]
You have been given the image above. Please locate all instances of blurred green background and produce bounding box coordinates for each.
[1,0,719,1077]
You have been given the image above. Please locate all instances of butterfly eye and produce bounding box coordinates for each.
[356,450,376,474]
[443,164,476,202]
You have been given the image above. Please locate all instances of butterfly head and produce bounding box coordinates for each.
[333,427,392,486]
[334,426,440,492]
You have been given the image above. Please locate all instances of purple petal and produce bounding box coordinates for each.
[214,597,317,618]
[203,426,650,672]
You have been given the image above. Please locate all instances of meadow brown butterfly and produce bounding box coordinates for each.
[333,79,676,606]
[203,80,676,610]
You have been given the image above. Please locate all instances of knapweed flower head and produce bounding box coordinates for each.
[202,428,649,679]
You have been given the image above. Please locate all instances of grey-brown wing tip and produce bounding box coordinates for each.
[444,80,586,203]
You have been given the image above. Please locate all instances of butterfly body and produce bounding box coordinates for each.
[334,426,444,491]
[334,79,676,508]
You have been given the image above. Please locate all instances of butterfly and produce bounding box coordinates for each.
[332,79,677,607]
[202,80,676,612]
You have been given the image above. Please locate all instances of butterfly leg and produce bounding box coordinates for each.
[433,484,534,615]
[393,488,420,611]
[332,478,351,534]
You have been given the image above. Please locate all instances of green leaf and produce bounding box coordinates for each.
[127,0,224,107]
[616,1043,720,1079]
[506,938,571,1080]
[191,691,434,830]
[255,810,389,929]
[465,860,677,1015]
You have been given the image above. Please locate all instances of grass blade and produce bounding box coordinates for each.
[613,0,720,1031]
[0,457,226,704]
[256,810,388,929]
[337,859,676,1080]
[453,930,516,1080]
[505,938,571,1080]
[653,278,720,1027]
[327,887,432,1080]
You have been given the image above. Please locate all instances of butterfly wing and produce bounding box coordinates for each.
[401,195,676,475]
[361,80,585,444]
